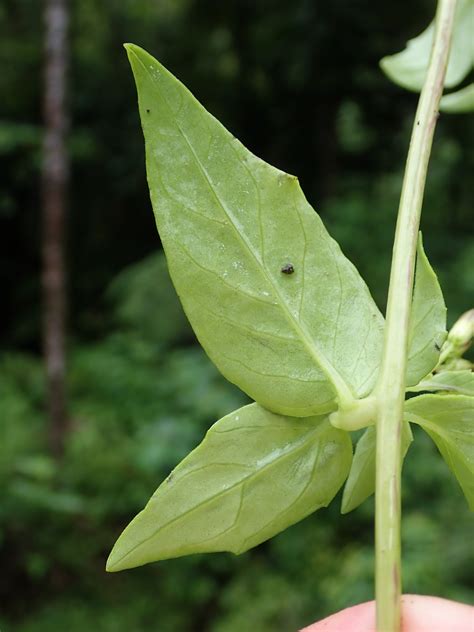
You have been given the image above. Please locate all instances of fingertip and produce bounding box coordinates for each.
[301,595,474,632]
[401,594,474,631]
[300,600,376,632]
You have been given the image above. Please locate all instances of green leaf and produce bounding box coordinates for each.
[107,403,352,571]
[405,394,474,509]
[406,234,447,387]
[380,0,474,93]
[440,84,474,113]
[341,422,413,514]
[125,44,384,417]
[407,370,474,396]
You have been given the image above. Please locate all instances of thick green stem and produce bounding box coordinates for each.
[374,2,457,631]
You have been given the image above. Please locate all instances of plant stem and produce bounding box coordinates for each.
[374,2,457,631]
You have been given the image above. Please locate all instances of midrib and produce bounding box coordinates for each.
[134,51,355,407]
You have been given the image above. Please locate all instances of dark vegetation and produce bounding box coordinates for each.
[1,0,473,629]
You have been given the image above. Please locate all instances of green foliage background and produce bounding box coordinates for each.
[0,0,472,629]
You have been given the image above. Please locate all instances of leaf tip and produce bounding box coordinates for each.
[123,43,154,69]
[105,557,119,574]
[105,529,142,573]
[340,493,355,515]
[379,55,389,72]
[123,42,136,57]
[379,55,397,83]
[123,42,139,54]
[105,544,126,573]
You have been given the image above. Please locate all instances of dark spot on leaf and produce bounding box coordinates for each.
[281,263,294,275]
[146,109,150,113]
[435,342,441,351]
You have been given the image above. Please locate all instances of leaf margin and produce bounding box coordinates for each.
[107,402,353,572]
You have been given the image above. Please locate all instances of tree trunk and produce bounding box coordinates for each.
[41,0,69,458]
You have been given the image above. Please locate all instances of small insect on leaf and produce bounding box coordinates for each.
[281,263,295,275]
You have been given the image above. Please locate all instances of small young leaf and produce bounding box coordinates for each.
[440,84,474,113]
[380,0,474,92]
[341,422,413,514]
[405,394,474,509]
[406,234,447,387]
[107,403,352,571]
[407,370,474,396]
[125,44,384,417]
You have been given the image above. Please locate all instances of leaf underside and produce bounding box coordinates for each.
[380,0,474,92]
[407,369,474,396]
[406,234,447,387]
[405,394,474,510]
[341,421,413,514]
[125,43,385,417]
[440,84,474,113]
[115,45,460,575]
[107,403,352,571]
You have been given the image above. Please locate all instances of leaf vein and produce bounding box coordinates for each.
[114,425,323,565]
[133,52,352,404]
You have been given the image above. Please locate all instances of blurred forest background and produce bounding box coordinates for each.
[1,0,473,630]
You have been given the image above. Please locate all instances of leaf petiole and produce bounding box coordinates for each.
[329,395,377,431]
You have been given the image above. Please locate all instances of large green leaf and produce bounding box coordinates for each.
[406,235,447,387]
[405,394,474,509]
[407,370,474,396]
[380,0,474,92]
[107,403,352,571]
[440,84,474,113]
[341,422,413,514]
[125,44,384,417]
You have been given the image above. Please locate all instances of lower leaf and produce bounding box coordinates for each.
[404,393,474,510]
[341,422,413,514]
[407,369,474,396]
[107,403,352,571]
[440,84,474,113]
